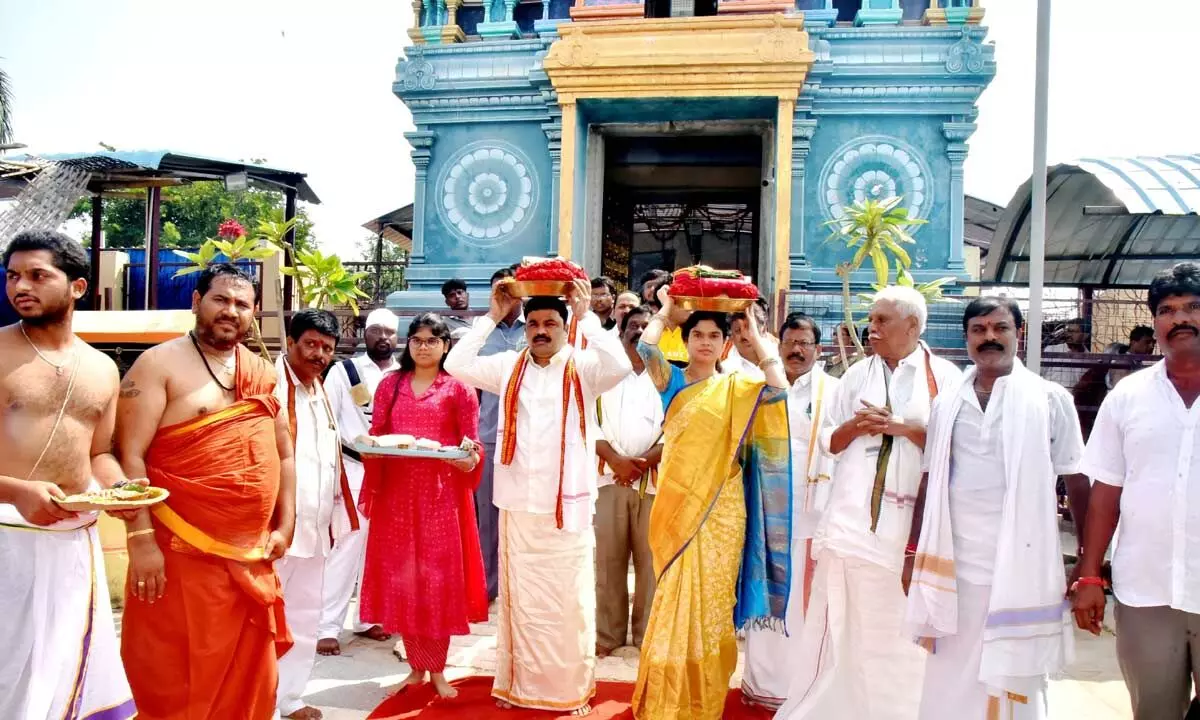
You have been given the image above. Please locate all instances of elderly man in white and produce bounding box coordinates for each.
[275,309,355,720]
[1073,262,1200,720]
[906,296,1085,720]
[316,308,400,656]
[741,311,839,710]
[446,280,631,715]
[776,286,962,720]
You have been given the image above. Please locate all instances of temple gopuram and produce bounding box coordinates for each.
[386,0,995,319]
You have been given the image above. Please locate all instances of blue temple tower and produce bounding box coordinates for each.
[387,0,994,319]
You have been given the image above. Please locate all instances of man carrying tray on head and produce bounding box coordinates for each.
[0,229,138,720]
[445,275,631,716]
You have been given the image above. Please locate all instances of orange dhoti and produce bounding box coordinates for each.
[122,356,291,720]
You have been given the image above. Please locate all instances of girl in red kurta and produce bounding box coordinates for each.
[360,313,489,699]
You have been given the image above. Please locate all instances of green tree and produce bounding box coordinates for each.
[70,182,315,250]
[0,63,14,146]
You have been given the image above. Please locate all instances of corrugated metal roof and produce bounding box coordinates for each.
[983,155,1200,288]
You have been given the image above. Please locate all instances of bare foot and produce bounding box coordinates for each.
[354,625,392,642]
[571,703,592,716]
[397,669,427,691]
[431,673,458,699]
[316,638,341,656]
[284,707,323,720]
[495,700,513,710]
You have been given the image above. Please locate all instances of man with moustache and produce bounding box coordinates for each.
[473,266,527,602]
[906,297,1085,720]
[274,308,358,720]
[593,305,664,659]
[446,279,631,715]
[317,309,400,655]
[0,230,137,720]
[741,311,839,710]
[777,285,961,720]
[117,263,297,720]
[612,291,640,334]
[591,276,618,331]
[1074,262,1200,720]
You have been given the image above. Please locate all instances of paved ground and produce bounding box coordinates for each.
[295,599,1133,720]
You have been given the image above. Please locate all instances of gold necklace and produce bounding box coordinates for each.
[20,321,75,376]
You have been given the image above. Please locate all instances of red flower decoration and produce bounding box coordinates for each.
[217,219,246,239]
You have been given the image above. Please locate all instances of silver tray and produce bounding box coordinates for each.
[353,443,470,460]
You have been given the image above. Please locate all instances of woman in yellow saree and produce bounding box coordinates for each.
[631,287,793,720]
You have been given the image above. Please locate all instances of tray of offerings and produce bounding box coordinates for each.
[668,265,759,312]
[354,435,472,460]
[55,483,169,512]
[504,256,588,298]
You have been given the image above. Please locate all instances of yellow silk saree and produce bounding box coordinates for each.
[632,370,792,720]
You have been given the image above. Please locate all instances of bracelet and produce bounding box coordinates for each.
[905,542,918,556]
[758,356,782,370]
[126,528,155,539]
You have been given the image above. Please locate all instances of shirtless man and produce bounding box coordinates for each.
[0,229,137,719]
[116,263,297,720]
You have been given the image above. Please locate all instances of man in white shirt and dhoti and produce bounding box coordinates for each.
[317,308,399,655]
[275,309,357,720]
[906,296,1085,720]
[741,311,839,710]
[776,286,962,720]
[594,305,663,658]
[1074,262,1200,720]
[446,279,631,716]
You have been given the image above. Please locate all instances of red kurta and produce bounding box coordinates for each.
[360,371,489,640]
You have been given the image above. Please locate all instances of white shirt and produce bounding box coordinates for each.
[445,313,632,516]
[597,368,664,493]
[721,345,765,380]
[274,357,340,559]
[789,364,840,539]
[1043,343,1086,390]
[818,345,963,571]
[1080,360,1200,613]
[324,353,399,489]
[948,377,1084,584]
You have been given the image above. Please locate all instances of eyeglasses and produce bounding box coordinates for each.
[407,337,444,349]
[781,340,818,349]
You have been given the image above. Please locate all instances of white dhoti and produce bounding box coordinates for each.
[775,552,926,720]
[743,537,814,709]
[318,483,372,639]
[0,505,135,720]
[918,581,1048,720]
[276,553,326,716]
[493,509,596,711]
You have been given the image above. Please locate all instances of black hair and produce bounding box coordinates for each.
[288,308,339,342]
[591,276,617,296]
[523,295,569,323]
[491,267,514,285]
[961,296,1024,334]
[1065,317,1087,329]
[1147,262,1200,315]
[196,262,260,303]
[779,311,821,344]
[638,269,669,292]
[620,304,653,334]
[732,300,767,327]
[441,278,468,297]
[682,310,729,339]
[1129,325,1154,343]
[3,229,90,281]
[399,312,451,372]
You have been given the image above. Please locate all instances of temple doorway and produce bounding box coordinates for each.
[597,133,765,292]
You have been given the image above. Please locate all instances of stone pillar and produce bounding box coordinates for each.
[943,120,975,272]
[924,0,985,26]
[855,0,902,26]
[789,117,818,287]
[557,100,578,260]
[544,124,563,256]
[408,0,426,44]
[773,98,796,299]
[479,0,521,39]
[405,131,436,266]
[798,0,838,27]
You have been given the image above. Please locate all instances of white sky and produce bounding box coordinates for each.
[2,0,1197,259]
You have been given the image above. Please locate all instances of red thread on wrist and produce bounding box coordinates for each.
[905,543,918,554]
[1075,576,1105,587]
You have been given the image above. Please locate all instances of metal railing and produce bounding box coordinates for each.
[343,261,408,306]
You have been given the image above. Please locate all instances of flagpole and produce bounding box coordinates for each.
[1027,0,1051,372]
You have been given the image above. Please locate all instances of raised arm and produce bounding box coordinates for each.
[637,286,679,393]
[115,347,171,602]
[444,282,519,395]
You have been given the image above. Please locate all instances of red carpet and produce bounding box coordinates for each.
[367,676,774,719]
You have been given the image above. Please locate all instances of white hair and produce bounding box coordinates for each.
[872,285,927,335]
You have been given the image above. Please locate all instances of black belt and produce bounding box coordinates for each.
[342,444,363,463]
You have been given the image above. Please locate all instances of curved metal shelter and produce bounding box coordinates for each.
[984,155,1200,288]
